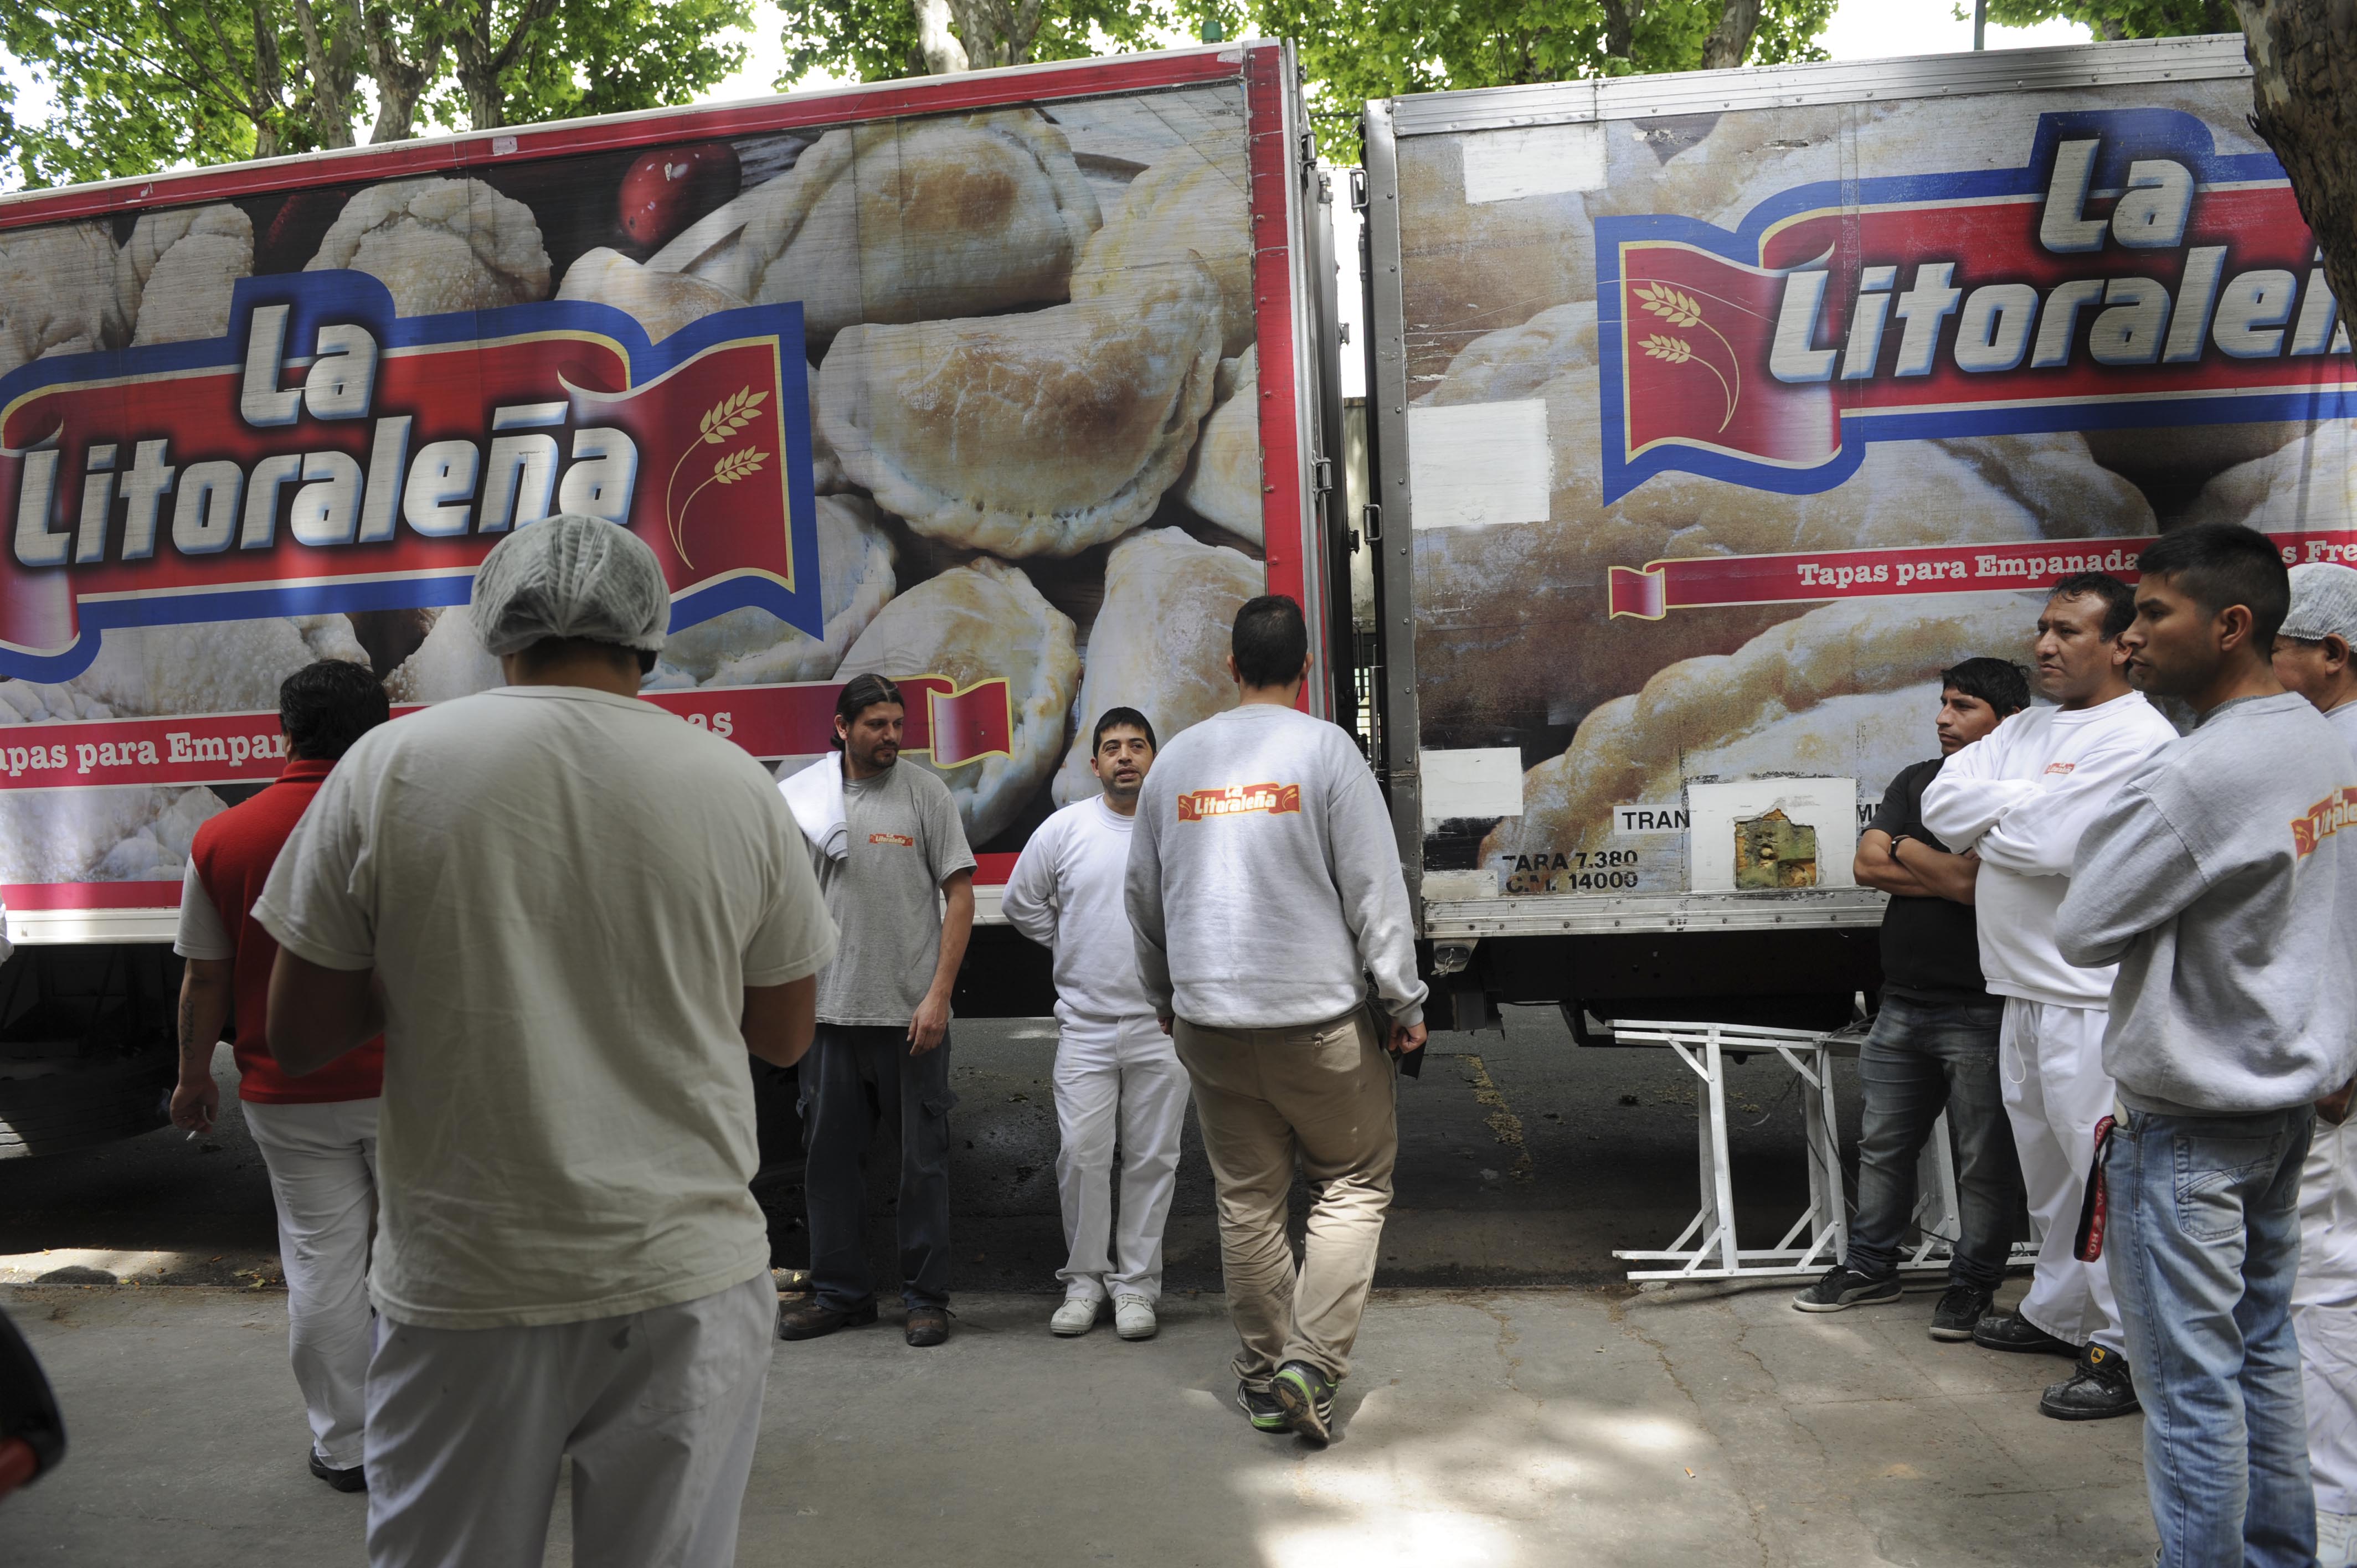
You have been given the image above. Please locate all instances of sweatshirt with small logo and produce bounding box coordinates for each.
[2056,693,2357,1116]
[1919,693,2178,1008]
[1125,704,1426,1030]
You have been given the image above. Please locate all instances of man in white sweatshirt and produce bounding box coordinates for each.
[1921,571,2176,1421]
[1126,595,1427,1446]
[1003,706,1190,1344]
[2271,561,2357,1568]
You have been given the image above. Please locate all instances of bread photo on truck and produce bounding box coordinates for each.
[0,43,1349,1157]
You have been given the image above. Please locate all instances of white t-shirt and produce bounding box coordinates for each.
[1002,796,1154,1025]
[254,685,836,1330]
[1919,692,2178,1009]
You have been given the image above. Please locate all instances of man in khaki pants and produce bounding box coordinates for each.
[1125,595,1427,1445]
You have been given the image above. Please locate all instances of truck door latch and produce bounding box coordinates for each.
[1313,456,1334,495]
[1348,167,1369,212]
[1362,503,1382,543]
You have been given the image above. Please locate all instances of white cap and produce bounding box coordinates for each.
[469,515,669,657]
[2279,561,2357,644]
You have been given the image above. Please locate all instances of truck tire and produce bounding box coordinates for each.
[0,1044,175,1159]
[0,947,183,1160]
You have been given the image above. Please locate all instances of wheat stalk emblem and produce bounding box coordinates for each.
[1632,280,1739,431]
[665,387,773,568]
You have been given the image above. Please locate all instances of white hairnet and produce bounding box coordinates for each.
[469,514,669,657]
[2281,562,2357,645]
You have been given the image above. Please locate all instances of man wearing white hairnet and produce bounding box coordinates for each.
[254,515,837,1568]
[2271,561,2357,1568]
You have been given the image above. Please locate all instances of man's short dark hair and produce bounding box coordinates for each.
[1939,657,2030,718]
[2047,571,2137,639]
[280,661,390,762]
[2137,523,2291,648]
[831,673,902,749]
[1232,595,1309,689]
[1090,706,1156,752]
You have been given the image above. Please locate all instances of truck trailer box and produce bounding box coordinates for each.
[1359,35,2354,1030]
[0,42,1342,1152]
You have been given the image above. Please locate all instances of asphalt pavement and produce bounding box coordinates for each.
[0,1004,1862,1292]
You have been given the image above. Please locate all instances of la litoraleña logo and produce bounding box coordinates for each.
[0,270,822,681]
[2292,786,2357,858]
[1176,782,1304,822]
[1598,108,2356,504]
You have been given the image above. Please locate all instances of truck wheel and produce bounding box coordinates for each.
[0,1045,176,1159]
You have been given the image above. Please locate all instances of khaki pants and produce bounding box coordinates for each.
[1174,1008,1396,1386]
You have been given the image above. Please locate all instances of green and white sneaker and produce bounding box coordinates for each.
[1272,1360,1336,1445]
[1235,1381,1288,1433]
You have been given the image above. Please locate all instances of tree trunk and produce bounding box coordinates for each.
[1700,0,1759,71]
[358,0,441,142]
[1601,0,1635,61]
[286,0,358,148]
[2235,1,2357,335]
[913,0,967,73]
[449,0,560,130]
[249,0,286,158]
[945,0,1044,69]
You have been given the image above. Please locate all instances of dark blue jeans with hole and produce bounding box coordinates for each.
[1844,992,2020,1291]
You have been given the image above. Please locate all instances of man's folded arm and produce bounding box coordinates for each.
[2054,788,2205,968]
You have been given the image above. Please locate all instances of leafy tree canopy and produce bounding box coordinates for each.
[1,0,751,190]
[1982,0,2236,39]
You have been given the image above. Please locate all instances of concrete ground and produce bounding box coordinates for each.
[0,1277,2155,1567]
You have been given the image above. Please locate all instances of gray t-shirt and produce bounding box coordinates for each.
[810,760,976,1025]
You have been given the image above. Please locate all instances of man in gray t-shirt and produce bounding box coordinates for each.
[781,674,976,1348]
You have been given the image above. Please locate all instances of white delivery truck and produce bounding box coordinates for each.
[0,42,1348,1154]
[1356,33,2356,1035]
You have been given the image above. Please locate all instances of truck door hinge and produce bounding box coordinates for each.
[1313,456,1334,495]
[1348,167,1369,212]
[1299,128,1318,171]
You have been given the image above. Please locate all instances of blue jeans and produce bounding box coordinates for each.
[2107,1105,2316,1568]
[799,1023,958,1312]
[1845,993,2019,1291]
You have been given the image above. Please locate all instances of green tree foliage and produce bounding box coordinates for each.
[776,0,1171,87]
[0,0,750,190]
[1219,0,1836,153]
[1982,1,2237,39]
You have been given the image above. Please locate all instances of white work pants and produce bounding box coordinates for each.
[1054,1012,1191,1304]
[2000,999,2123,1353]
[2297,1112,2357,1515]
[243,1096,379,1471]
[363,1272,774,1568]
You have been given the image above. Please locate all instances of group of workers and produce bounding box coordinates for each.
[161,509,2357,1568]
[1815,523,2357,1568]
[166,515,1422,1565]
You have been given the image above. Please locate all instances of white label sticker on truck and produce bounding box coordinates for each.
[1421,746,1526,822]
[1459,122,1605,204]
[1406,401,1550,530]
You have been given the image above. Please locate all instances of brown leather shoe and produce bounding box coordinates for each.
[778,1299,877,1340]
[904,1306,950,1347]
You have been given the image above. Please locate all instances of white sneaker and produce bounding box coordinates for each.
[1113,1294,1157,1340]
[2319,1509,2356,1568]
[1050,1297,1101,1337]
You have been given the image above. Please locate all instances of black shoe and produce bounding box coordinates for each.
[1235,1381,1289,1434]
[2040,1343,2139,1421]
[1929,1285,1995,1342]
[308,1451,366,1493]
[1791,1265,1902,1313]
[1970,1310,2079,1357]
[778,1299,878,1340]
[904,1306,951,1348]
[1272,1360,1336,1445]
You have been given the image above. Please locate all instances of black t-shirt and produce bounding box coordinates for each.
[1869,756,1988,1002]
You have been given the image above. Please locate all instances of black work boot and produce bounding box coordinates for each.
[1971,1309,2078,1357]
[778,1298,878,1341]
[2040,1343,2139,1420]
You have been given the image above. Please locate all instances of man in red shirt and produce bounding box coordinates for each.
[170,659,389,1493]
